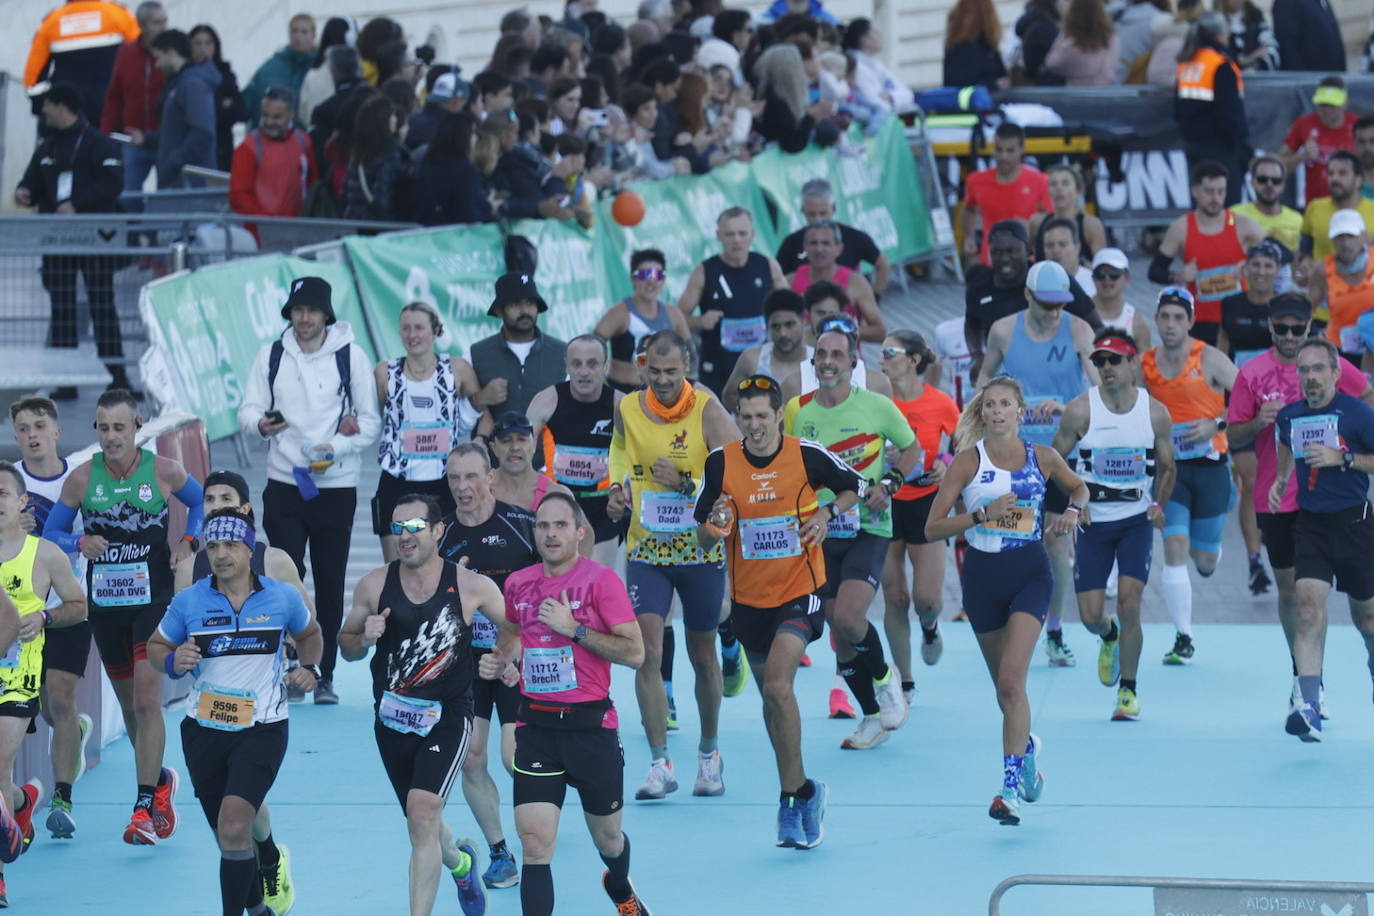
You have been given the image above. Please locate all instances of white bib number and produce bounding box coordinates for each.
[1340,324,1364,354]
[523,645,578,694]
[1291,413,1340,452]
[1021,397,1060,447]
[553,445,609,488]
[639,490,696,534]
[195,684,257,731]
[1170,422,1212,461]
[721,315,766,352]
[1093,447,1147,486]
[401,421,451,460]
[378,690,443,736]
[471,612,498,650]
[739,516,802,560]
[825,505,861,539]
[91,561,151,607]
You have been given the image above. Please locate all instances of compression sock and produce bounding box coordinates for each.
[660,625,675,684]
[840,660,879,716]
[135,785,155,811]
[851,623,890,680]
[1121,678,1137,693]
[1161,564,1193,637]
[719,618,739,652]
[1002,755,1024,793]
[54,782,72,804]
[521,864,554,916]
[220,848,257,916]
[600,833,633,902]
[255,834,279,871]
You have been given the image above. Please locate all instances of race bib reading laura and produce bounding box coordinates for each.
[401,421,452,461]
[553,445,609,488]
[739,515,802,559]
[91,561,151,607]
[639,490,696,534]
[523,645,578,694]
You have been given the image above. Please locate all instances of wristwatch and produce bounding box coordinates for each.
[1214,417,1228,432]
[1344,450,1356,470]
[572,624,590,643]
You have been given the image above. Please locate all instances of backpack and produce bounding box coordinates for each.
[267,338,354,428]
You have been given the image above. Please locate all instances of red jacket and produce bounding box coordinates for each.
[229,128,317,218]
[101,39,164,133]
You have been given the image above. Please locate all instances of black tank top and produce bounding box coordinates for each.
[699,252,773,385]
[370,560,472,706]
[191,543,268,583]
[1219,291,1274,360]
[546,382,615,498]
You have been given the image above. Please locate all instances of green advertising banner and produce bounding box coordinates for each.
[752,119,932,263]
[139,254,374,441]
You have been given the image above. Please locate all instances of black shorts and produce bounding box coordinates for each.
[575,491,618,544]
[819,532,887,598]
[891,493,937,545]
[181,717,288,828]
[730,595,824,657]
[1294,505,1374,601]
[471,655,520,724]
[41,620,92,679]
[90,601,167,681]
[0,699,40,719]
[372,472,456,537]
[961,543,1053,634]
[513,724,624,816]
[374,702,472,811]
[1257,511,1297,570]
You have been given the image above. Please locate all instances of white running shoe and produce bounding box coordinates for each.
[841,715,889,750]
[920,624,944,666]
[874,672,909,731]
[634,759,678,801]
[692,750,724,797]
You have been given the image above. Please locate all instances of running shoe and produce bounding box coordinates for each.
[920,623,943,665]
[989,788,1021,826]
[692,750,724,797]
[14,782,39,855]
[0,876,8,908]
[151,767,179,839]
[665,697,679,732]
[603,873,652,915]
[313,679,339,705]
[1288,678,1326,718]
[1285,702,1322,742]
[46,795,75,840]
[1111,686,1140,722]
[0,794,21,863]
[721,647,750,697]
[799,653,812,667]
[1044,630,1076,667]
[452,840,486,916]
[1249,560,1272,596]
[74,712,92,782]
[841,715,888,750]
[1320,684,1329,720]
[634,760,678,800]
[827,688,856,719]
[482,845,519,889]
[798,781,827,849]
[1098,628,1121,687]
[874,670,909,730]
[261,843,295,914]
[1018,734,1045,803]
[1162,633,1194,665]
[123,806,157,846]
[776,797,805,848]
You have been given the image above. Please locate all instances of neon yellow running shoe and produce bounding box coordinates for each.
[1111,686,1140,722]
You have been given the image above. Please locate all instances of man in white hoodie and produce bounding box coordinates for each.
[238,276,379,704]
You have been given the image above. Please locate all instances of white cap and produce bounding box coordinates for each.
[1329,209,1366,239]
[1091,247,1129,271]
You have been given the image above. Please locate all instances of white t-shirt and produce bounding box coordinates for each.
[506,339,536,367]
[933,317,974,405]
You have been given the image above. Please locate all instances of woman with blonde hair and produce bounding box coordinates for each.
[1045,0,1120,85]
[754,41,833,153]
[926,376,1089,826]
[1030,162,1108,263]
[943,0,1010,90]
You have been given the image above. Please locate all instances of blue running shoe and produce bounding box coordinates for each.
[452,841,487,915]
[776,797,805,848]
[482,844,519,889]
[798,781,827,849]
[1285,702,1322,743]
[1018,734,1045,803]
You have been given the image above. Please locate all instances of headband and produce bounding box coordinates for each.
[201,514,256,551]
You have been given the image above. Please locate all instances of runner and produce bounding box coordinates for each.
[1053,331,1176,721]
[1230,293,1374,716]
[1142,287,1239,666]
[0,459,86,902]
[1307,209,1374,363]
[800,286,888,394]
[925,376,1089,825]
[147,510,322,916]
[723,291,813,410]
[879,331,960,703]
[1029,163,1108,263]
[484,493,650,915]
[373,301,480,563]
[173,469,314,914]
[9,397,93,840]
[961,122,1052,266]
[1230,155,1302,271]
[1152,160,1265,345]
[1219,241,1286,596]
[694,374,863,847]
[438,442,539,891]
[340,494,495,915]
[676,206,787,395]
[488,412,575,517]
[784,317,923,747]
[785,220,885,341]
[1271,338,1374,742]
[527,334,624,568]
[593,249,691,391]
[977,260,1099,668]
[1089,248,1152,350]
[775,178,892,297]
[44,388,204,845]
[607,330,736,799]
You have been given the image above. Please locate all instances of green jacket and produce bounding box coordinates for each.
[242,46,314,126]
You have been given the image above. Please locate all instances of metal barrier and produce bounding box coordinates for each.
[989,874,1374,915]
[904,107,964,284]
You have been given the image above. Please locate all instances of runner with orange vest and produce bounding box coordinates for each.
[1306,209,1374,361]
[1173,14,1252,205]
[1142,288,1239,668]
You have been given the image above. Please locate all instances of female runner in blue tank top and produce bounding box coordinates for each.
[925,376,1089,827]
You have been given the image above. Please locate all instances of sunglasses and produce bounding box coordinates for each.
[738,376,775,391]
[390,517,431,535]
[880,347,911,359]
[1254,175,1284,186]
[1090,353,1128,367]
[1092,268,1123,281]
[632,267,665,282]
[1270,323,1307,336]
[817,315,858,335]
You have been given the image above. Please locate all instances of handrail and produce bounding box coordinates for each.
[989,874,1374,915]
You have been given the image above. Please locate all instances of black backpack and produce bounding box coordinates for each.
[267,338,354,428]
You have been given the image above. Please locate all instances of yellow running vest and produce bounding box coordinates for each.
[0,537,46,703]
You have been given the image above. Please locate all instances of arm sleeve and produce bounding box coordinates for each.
[172,477,205,536]
[800,441,864,494]
[1067,282,1102,329]
[1148,252,1174,285]
[42,501,82,554]
[693,449,726,523]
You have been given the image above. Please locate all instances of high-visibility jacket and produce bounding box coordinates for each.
[24,1,138,126]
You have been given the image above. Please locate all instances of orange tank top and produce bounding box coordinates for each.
[1323,249,1374,354]
[1142,339,1228,460]
[720,436,826,607]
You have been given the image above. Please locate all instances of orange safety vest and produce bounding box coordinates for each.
[719,436,826,608]
[24,1,139,89]
[1175,47,1243,103]
[1323,248,1374,353]
[1142,340,1228,458]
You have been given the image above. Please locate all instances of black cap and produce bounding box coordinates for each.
[203,470,251,506]
[42,82,83,116]
[281,276,336,324]
[987,219,1029,248]
[492,410,534,439]
[1269,292,1313,322]
[489,272,548,317]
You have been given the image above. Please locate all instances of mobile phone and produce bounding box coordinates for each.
[264,410,285,424]
[109,132,133,144]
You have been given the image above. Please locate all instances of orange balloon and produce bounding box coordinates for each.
[612,190,646,227]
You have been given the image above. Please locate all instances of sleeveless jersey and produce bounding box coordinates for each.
[609,298,675,365]
[81,449,171,608]
[192,542,268,583]
[961,440,1047,553]
[1075,387,1155,522]
[438,501,537,650]
[371,560,473,712]
[543,382,615,498]
[757,343,869,394]
[1143,340,1228,462]
[0,537,47,703]
[19,459,83,606]
[699,253,773,384]
[1099,302,1137,334]
[378,356,459,482]
[1323,250,1374,354]
[621,389,723,565]
[1220,292,1274,367]
[790,264,854,295]
[1000,312,1087,447]
[718,437,825,607]
[1182,211,1247,325]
